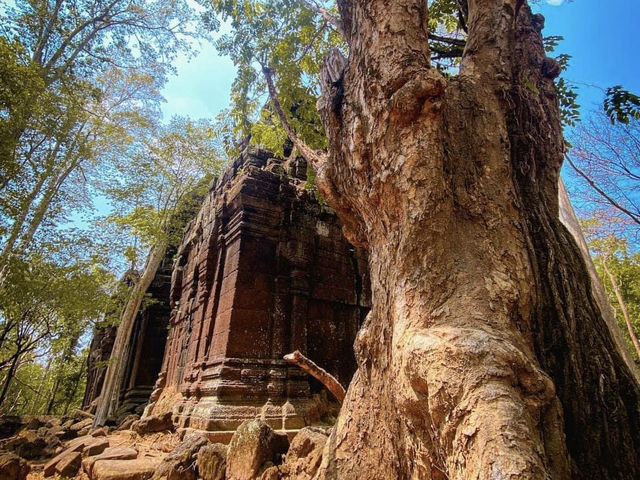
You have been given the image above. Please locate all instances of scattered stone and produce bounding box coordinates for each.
[226,420,289,480]
[41,433,102,473]
[62,418,75,429]
[66,434,100,453]
[117,414,139,431]
[73,408,95,420]
[46,417,62,429]
[276,427,328,480]
[0,429,58,460]
[0,452,30,480]
[91,457,157,480]
[54,450,82,477]
[151,433,209,480]
[259,465,280,480]
[0,417,24,440]
[197,443,227,480]
[90,427,109,437]
[131,412,173,435]
[24,416,47,431]
[82,447,138,477]
[84,437,110,457]
[285,427,327,463]
[44,441,92,478]
[70,417,94,433]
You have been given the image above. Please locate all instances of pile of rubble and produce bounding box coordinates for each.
[0,411,330,480]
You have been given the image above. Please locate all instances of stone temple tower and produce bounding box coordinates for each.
[145,146,370,436]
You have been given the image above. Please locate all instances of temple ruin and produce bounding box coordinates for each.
[85,146,370,431]
[83,259,173,418]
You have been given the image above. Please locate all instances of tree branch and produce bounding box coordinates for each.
[565,154,640,226]
[284,350,345,402]
[260,64,327,169]
[299,0,344,38]
[428,33,466,47]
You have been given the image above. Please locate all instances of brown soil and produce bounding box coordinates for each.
[26,430,179,480]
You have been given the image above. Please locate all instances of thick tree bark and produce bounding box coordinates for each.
[312,1,640,478]
[94,241,168,425]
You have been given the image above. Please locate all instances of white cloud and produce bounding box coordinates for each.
[546,0,565,6]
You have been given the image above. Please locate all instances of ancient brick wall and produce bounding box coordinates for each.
[83,259,173,417]
[150,147,370,431]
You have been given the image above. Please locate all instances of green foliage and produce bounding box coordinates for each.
[205,0,467,155]
[206,0,340,153]
[428,0,460,32]
[543,35,580,127]
[604,86,640,125]
[0,238,116,413]
[0,0,219,414]
[586,230,640,363]
[99,116,225,266]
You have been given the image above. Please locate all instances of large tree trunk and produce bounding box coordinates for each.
[94,241,168,425]
[313,1,640,478]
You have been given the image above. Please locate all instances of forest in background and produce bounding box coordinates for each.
[0,0,639,417]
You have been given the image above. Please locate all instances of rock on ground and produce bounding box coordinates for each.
[0,452,30,480]
[116,415,139,431]
[82,447,138,477]
[131,412,173,435]
[54,450,82,477]
[197,443,227,480]
[0,416,24,439]
[272,427,328,480]
[226,420,289,480]
[70,418,94,433]
[84,438,110,457]
[90,457,158,480]
[44,435,107,476]
[0,429,60,459]
[150,433,209,480]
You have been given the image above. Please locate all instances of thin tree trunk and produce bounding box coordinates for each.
[310,1,640,478]
[30,356,52,414]
[0,172,49,273]
[94,240,168,425]
[63,374,81,415]
[46,376,60,415]
[602,259,640,359]
[0,354,20,409]
[0,144,80,288]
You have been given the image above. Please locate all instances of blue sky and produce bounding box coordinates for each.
[532,0,640,111]
[161,0,640,122]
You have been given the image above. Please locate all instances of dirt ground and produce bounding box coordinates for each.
[26,430,179,480]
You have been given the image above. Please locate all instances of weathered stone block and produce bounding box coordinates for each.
[82,446,138,477]
[0,452,30,480]
[54,450,82,477]
[91,458,157,480]
[197,443,227,480]
[132,412,173,435]
[226,420,289,480]
[150,433,209,480]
